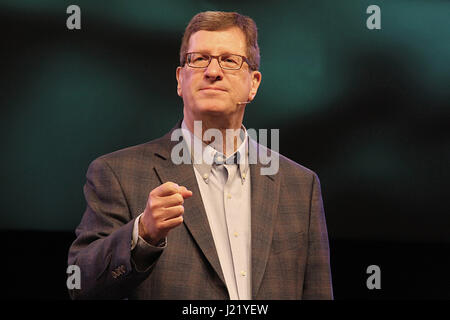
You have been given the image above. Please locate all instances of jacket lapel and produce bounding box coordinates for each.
[249,139,281,299]
[151,123,226,287]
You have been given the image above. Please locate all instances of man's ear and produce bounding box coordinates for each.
[248,70,262,101]
[176,67,183,97]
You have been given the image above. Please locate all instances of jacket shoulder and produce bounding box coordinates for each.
[278,153,318,180]
[88,135,169,172]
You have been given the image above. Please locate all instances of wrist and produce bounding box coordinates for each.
[139,217,161,246]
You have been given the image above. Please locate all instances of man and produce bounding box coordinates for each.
[68,11,333,300]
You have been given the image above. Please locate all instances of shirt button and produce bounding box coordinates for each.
[241,271,247,277]
[227,193,232,199]
[234,232,239,237]
[203,173,209,180]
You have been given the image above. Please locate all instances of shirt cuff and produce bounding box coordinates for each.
[131,213,167,272]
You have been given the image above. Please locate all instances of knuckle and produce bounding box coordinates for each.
[167,216,183,229]
[176,193,184,204]
[155,221,165,230]
[171,216,183,227]
[165,182,177,192]
[148,200,158,212]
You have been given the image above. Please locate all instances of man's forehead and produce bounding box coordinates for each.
[187,27,247,55]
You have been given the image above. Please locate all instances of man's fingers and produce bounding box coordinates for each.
[143,182,190,244]
[152,182,180,197]
[162,205,184,220]
[161,193,185,208]
[161,216,184,229]
[178,186,193,198]
[154,183,192,198]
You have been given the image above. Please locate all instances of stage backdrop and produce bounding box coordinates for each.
[1,0,449,245]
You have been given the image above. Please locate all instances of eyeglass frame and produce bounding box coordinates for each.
[184,52,252,70]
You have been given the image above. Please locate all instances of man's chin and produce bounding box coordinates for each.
[196,103,235,115]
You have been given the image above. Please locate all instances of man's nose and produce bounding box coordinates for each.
[204,57,223,80]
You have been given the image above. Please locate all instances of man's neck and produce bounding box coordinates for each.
[182,115,244,157]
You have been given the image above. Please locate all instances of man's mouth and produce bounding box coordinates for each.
[199,86,227,92]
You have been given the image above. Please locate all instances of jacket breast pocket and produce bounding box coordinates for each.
[271,231,306,255]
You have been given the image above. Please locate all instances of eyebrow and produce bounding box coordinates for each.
[192,51,242,56]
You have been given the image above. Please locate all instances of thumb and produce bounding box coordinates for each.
[178,186,193,199]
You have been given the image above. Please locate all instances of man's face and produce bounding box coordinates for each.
[176,27,261,121]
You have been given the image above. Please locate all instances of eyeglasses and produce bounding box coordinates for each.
[185,52,250,70]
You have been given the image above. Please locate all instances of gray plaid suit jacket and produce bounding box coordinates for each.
[68,122,333,299]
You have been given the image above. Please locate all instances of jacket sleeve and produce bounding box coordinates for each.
[67,157,162,299]
[302,173,334,299]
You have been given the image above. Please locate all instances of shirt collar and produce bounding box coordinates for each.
[181,120,249,184]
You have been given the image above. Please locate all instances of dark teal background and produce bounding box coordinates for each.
[1,0,449,244]
[1,0,450,301]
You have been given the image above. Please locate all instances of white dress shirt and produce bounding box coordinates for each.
[181,120,252,300]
